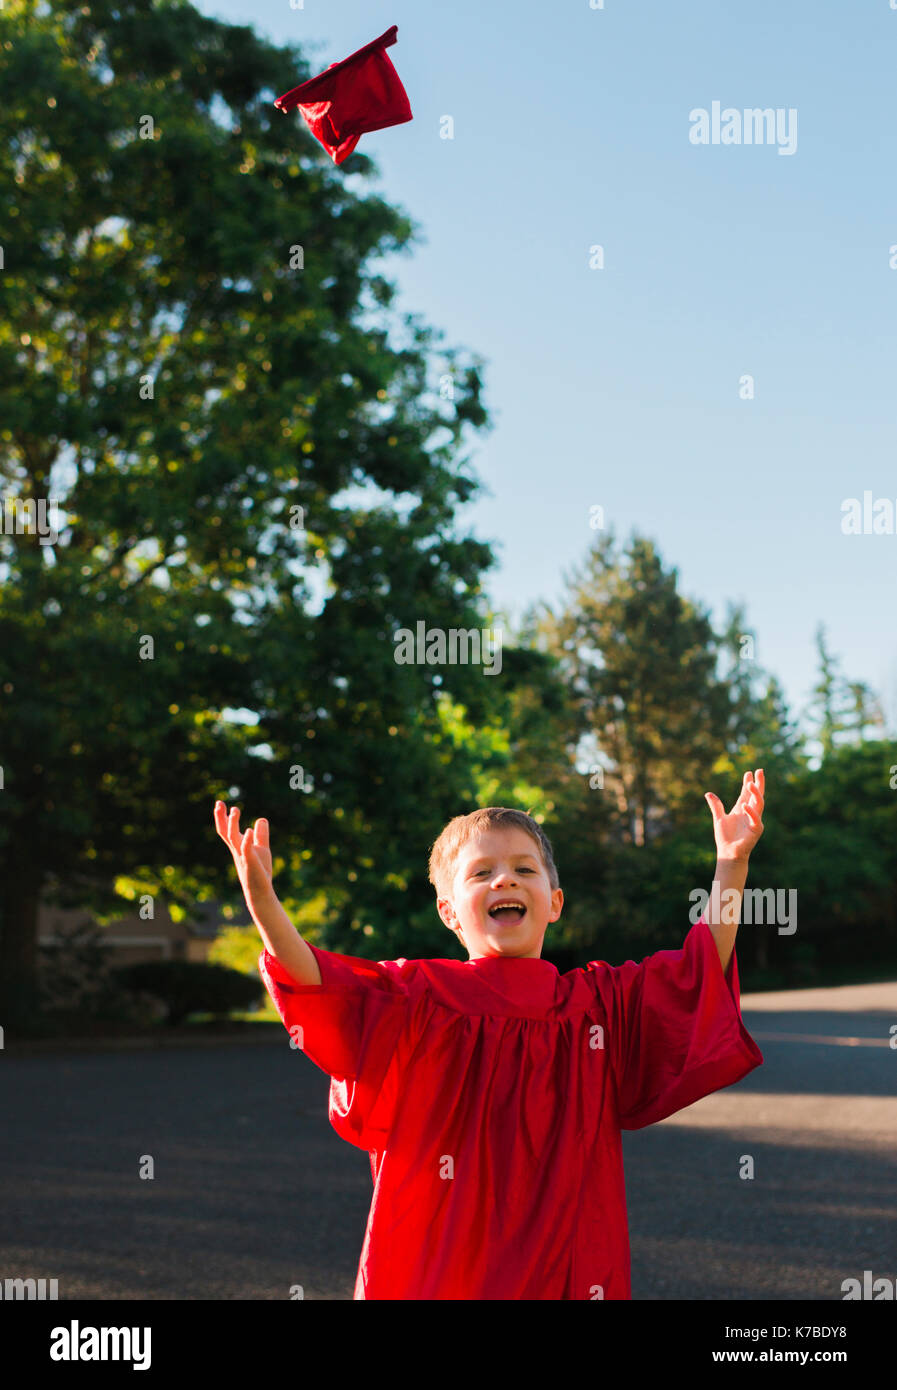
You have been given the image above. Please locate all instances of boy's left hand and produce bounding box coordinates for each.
[705,768,765,861]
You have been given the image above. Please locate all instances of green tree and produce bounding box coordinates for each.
[715,601,805,773]
[0,0,503,1027]
[533,529,730,847]
[708,604,809,969]
[805,624,885,759]
[753,740,897,978]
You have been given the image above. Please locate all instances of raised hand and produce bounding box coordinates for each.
[704,768,765,862]
[214,801,274,910]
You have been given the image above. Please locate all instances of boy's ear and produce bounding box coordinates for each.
[436,897,459,932]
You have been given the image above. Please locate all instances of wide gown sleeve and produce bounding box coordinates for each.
[259,943,412,1151]
[588,916,764,1130]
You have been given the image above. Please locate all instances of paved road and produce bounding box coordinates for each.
[1,981,894,1299]
[625,981,896,1299]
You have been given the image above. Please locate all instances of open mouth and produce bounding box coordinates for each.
[488,900,527,926]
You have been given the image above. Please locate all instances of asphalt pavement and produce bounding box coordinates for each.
[1,980,894,1299]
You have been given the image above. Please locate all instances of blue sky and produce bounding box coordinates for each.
[195,0,897,740]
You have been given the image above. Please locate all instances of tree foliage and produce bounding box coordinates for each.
[0,0,513,1025]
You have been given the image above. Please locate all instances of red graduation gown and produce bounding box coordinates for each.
[259,916,763,1300]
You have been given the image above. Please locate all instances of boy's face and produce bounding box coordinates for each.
[437,826,564,960]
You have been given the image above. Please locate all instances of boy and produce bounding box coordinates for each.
[213,768,765,1300]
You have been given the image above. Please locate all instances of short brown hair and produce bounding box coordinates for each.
[428,807,559,900]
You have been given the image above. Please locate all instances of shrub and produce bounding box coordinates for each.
[38,919,137,1021]
[110,960,264,1026]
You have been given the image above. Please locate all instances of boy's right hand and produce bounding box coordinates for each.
[214,801,275,912]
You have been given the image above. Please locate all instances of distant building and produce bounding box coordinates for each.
[37,896,249,966]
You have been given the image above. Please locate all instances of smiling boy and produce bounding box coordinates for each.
[214,769,764,1300]
[433,819,563,959]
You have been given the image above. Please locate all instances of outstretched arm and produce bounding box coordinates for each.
[703,769,765,972]
[214,802,322,986]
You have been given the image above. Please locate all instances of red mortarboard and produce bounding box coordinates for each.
[274,24,412,165]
